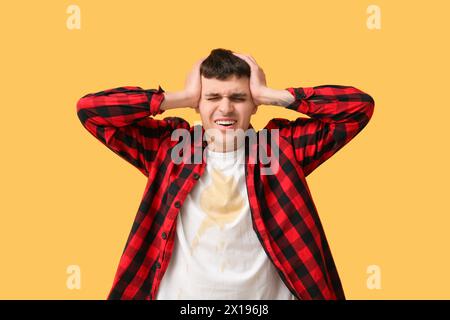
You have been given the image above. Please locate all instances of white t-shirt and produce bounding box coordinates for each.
[156,143,296,300]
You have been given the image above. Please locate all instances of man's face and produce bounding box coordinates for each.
[196,75,257,151]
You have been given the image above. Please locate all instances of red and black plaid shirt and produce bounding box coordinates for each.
[77,84,374,300]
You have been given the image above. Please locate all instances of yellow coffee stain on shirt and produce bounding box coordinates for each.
[190,167,244,255]
[219,259,228,273]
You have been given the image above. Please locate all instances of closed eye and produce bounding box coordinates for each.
[207,97,245,101]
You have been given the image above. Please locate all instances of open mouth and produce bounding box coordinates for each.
[214,120,237,128]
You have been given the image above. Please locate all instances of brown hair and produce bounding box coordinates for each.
[200,48,250,80]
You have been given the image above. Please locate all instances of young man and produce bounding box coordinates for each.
[76,48,374,300]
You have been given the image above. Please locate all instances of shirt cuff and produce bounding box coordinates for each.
[147,85,166,115]
[285,87,314,114]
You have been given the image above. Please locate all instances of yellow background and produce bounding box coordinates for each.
[0,0,449,299]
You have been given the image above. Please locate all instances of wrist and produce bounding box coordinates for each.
[160,91,195,110]
[259,87,295,107]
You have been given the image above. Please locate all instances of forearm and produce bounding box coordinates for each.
[283,85,375,125]
[160,91,195,110]
[77,86,164,128]
[259,88,295,107]
[274,85,374,176]
[77,86,177,177]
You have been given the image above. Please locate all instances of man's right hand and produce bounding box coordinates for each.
[160,57,206,111]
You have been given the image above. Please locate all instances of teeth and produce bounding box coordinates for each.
[215,120,236,125]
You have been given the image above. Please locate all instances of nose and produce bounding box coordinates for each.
[218,98,234,114]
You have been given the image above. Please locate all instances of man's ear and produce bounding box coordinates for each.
[194,106,200,114]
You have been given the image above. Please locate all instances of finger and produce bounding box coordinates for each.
[248,55,258,65]
[232,52,255,68]
[196,57,205,67]
[232,52,245,59]
[242,54,257,67]
[232,53,262,76]
[232,52,249,60]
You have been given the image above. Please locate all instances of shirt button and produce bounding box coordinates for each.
[161,232,167,240]
[193,173,200,180]
[155,262,161,269]
[174,201,181,208]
